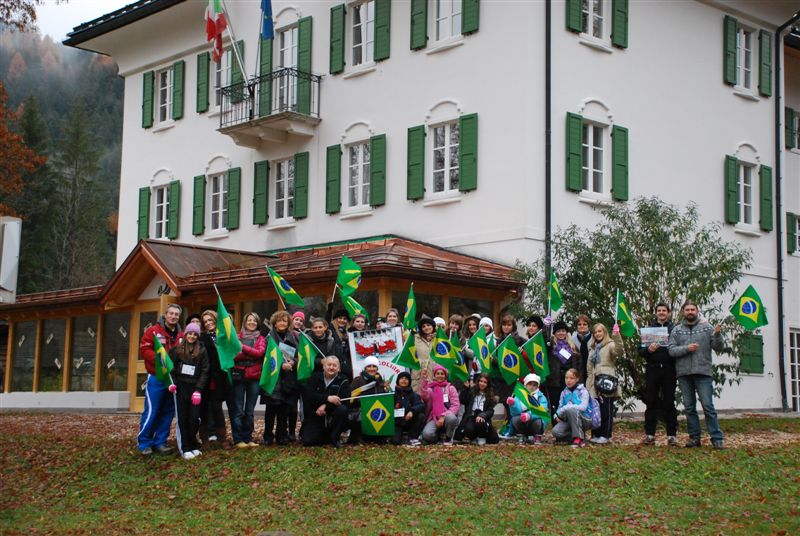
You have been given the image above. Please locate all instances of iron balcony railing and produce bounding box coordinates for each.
[219,67,322,129]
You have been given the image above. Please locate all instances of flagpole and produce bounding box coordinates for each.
[614,288,620,324]
[219,0,247,79]
[339,391,394,403]
[300,331,327,359]
[331,284,338,304]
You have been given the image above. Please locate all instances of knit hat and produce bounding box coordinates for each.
[433,316,446,327]
[432,364,449,378]
[291,311,306,322]
[526,315,544,330]
[397,371,412,385]
[479,317,494,329]
[417,315,435,330]
[333,309,350,320]
[186,313,202,326]
[552,321,569,333]
[184,323,201,335]
[523,373,541,386]
[364,356,380,368]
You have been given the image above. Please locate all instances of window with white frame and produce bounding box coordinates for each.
[794,215,800,252]
[351,1,375,66]
[275,159,295,220]
[432,121,460,194]
[581,0,605,39]
[153,186,169,239]
[793,114,800,150]
[346,142,371,209]
[276,26,298,112]
[156,67,173,124]
[208,172,228,231]
[737,162,755,226]
[213,49,232,108]
[434,0,462,41]
[581,121,608,194]
[736,26,754,91]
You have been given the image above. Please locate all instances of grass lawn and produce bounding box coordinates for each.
[1,414,799,535]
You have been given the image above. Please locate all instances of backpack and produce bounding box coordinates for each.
[588,396,602,429]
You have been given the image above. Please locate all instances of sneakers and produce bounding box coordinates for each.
[235,442,248,449]
[442,440,454,447]
[711,440,725,450]
[407,438,422,447]
[208,435,218,442]
[247,442,259,448]
[570,438,585,448]
[667,436,678,447]
[191,449,201,457]
[476,437,487,446]
[182,451,195,460]
[641,435,656,446]
[591,436,610,445]
[154,444,174,455]
[533,435,543,446]
[684,438,702,448]
[140,447,153,456]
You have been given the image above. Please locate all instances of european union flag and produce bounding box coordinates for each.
[261,0,274,40]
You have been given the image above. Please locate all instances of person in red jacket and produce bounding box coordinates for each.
[231,312,266,448]
[137,303,184,456]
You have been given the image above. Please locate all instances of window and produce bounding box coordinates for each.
[737,162,755,225]
[432,121,460,194]
[153,186,169,239]
[581,0,604,39]
[794,114,800,150]
[275,159,295,220]
[434,0,461,41]
[346,142,371,209]
[736,26,754,91]
[582,122,606,194]
[208,173,228,232]
[213,49,232,108]
[724,153,771,232]
[156,67,173,124]
[352,1,375,66]
[276,26,298,112]
[790,329,800,411]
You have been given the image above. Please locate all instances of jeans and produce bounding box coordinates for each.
[511,415,544,436]
[420,414,459,443]
[678,374,723,442]
[552,406,593,441]
[231,379,260,443]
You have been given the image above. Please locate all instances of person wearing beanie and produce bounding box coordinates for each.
[419,365,461,445]
[348,355,387,445]
[433,317,446,330]
[525,315,545,337]
[412,315,437,387]
[291,311,306,333]
[455,373,499,445]
[461,314,481,380]
[546,321,580,419]
[325,303,353,380]
[186,313,203,327]
[479,317,497,350]
[392,371,425,446]
[168,321,209,459]
[507,373,549,445]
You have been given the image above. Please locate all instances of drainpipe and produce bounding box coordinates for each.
[544,0,552,307]
[774,11,800,412]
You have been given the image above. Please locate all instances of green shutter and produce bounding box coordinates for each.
[192,175,206,235]
[375,0,391,61]
[759,165,773,232]
[197,52,210,113]
[171,60,185,120]
[326,145,342,214]
[330,4,346,74]
[225,167,241,230]
[407,125,425,200]
[167,180,180,239]
[142,71,154,128]
[565,112,583,192]
[758,30,772,97]
[370,134,387,206]
[410,0,428,50]
[258,38,273,117]
[611,125,629,201]
[461,0,479,35]
[786,107,796,149]
[723,15,738,85]
[740,334,764,374]
[253,160,269,225]
[565,0,582,33]
[458,114,478,192]
[788,213,798,254]
[293,152,309,219]
[137,187,150,240]
[611,0,628,48]
[231,40,245,103]
[724,155,738,224]
[297,17,313,115]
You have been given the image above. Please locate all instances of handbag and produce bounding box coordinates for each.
[594,374,619,396]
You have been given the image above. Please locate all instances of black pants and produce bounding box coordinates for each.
[593,396,615,439]
[176,386,201,452]
[545,385,561,419]
[644,363,678,436]
[457,415,500,443]
[281,392,299,439]
[391,413,425,444]
[263,401,291,444]
[300,405,349,446]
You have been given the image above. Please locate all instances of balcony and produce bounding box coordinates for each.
[218,67,322,148]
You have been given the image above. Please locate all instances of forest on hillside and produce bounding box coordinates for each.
[1,29,123,294]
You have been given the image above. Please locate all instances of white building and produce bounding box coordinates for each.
[1,0,799,412]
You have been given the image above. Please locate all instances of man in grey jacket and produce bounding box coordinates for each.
[668,300,725,449]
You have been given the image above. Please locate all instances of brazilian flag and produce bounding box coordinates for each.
[616,289,637,337]
[153,336,174,384]
[496,335,526,385]
[361,392,395,436]
[468,328,491,373]
[342,294,370,321]
[549,271,563,312]
[513,381,550,423]
[431,327,457,368]
[266,266,305,307]
[730,285,768,330]
[259,336,283,395]
[392,330,420,370]
[521,330,549,381]
[336,255,362,298]
[296,331,318,383]
[402,284,417,331]
[216,294,242,379]
[449,330,470,382]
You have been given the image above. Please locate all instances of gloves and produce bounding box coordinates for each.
[520,412,531,423]
[191,391,202,406]
[506,397,515,406]
[168,384,177,394]
[612,323,621,335]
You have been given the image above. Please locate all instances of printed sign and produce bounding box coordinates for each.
[640,326,669,346]
[349,326,405,389]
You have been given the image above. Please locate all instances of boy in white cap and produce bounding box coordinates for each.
[506,373,549,445]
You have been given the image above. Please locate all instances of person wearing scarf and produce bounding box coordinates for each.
[231,312,266,448]
[168,322,209,459]
[546,321,580,417]
[419,365,461,445]
[587,323,624,445]
[571,315,592,385]
[347,356,387,445]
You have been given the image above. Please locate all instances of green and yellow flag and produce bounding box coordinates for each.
[449,330,470,383]
[731,285,768,330]
[521,330,550,381]
[336,256,362,298]
[259,336,283,395]
[549,271,563,313]
[266,266,305,307]
[513,381,551,423]
[392,330,420,370]
[431,327,457,368]
[342,294,369,321]
[616,289,637,337]
[216,294,241,377]
[402,283,417,331]
[468,328,491,373]
[360,392,395,436]
[497,335,526,385]
[296,331,318,383]
[153,336,174,384]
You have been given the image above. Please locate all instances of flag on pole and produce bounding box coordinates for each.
[615,289,637,337]
[296,331,318,383]
[512,381,551,423]
[360,392,395,436]
[336,256,362,298]
[402,284,417,330]
[205,0,228,62]
[431,327,457,369]
[497,335,526,385]
[521,330,550,380]
[153,336,174,384]
[449,330,470,382]
[392,330,420,370]
[350,381,377,398]
[266,266,305,307]
[468,328,491,373]
[260,0,274,40]
[730,285,768,330]
[259,336,283,395]
[549,271,563,313]
[215,294,241,376]
[342,294,369,321]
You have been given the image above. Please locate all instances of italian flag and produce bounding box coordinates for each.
[205,0,227,63]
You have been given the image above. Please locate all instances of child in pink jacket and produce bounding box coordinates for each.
[419,365,461,445]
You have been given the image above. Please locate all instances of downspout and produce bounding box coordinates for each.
[545,0,553,303]
[774,11,800,412]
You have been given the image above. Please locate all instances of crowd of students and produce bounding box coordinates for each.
[137,300,719,459]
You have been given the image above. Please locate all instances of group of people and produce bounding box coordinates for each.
[135,299,726,459]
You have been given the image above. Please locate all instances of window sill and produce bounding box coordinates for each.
[733,87,759,101]
[339,209,373,220]
[343,63,377,79]
[151,121,175,133]
[422,194,462,207]
[202,230,229,241]
[789,148,800,156]
[267,221,296,231]
[734,224,761,237]
[208,107,221,118]
[425,36,464,56]
[578,35,613,54]
[577,193,612,207]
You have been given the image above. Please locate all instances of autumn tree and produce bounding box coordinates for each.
[1,0,66,31]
